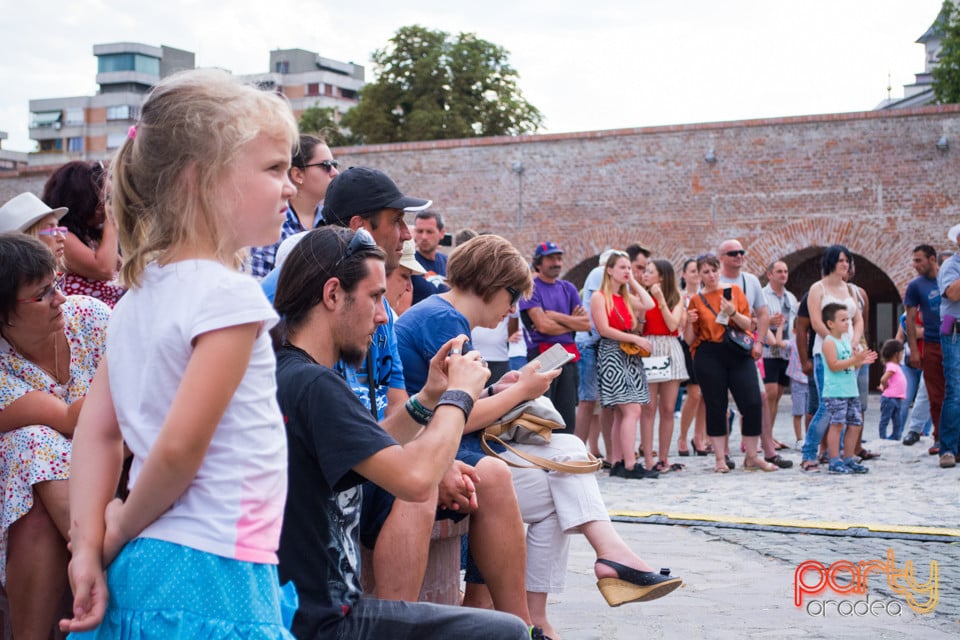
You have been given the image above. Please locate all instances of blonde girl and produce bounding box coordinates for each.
[60,69,298,637]
[590,252,655,479]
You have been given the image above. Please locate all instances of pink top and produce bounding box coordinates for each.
[882,362,907,399]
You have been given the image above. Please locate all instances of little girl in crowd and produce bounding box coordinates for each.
[60,69,298,636]
[877,339,908,441]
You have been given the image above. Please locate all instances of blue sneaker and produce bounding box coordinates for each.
[828,458,852,474]
[844,458,869,474]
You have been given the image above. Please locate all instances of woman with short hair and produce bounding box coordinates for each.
[0,233,110,639]
[397,235,681,638]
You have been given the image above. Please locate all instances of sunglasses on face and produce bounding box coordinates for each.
[724,250,746,257]
[303,160,340,173]
[17,274,64,304]
[38,226,68,238]
[506,286,522,306]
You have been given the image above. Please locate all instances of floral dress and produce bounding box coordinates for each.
[0,295,109,584]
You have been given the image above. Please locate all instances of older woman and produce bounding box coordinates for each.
[685,254,777,473]
[0,192,68,265]
[799,245,865,471]
[41,161,124,307]
[0,233,110,639]
[397,235,681,638]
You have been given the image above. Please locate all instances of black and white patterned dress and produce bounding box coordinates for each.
[597,337,649,407]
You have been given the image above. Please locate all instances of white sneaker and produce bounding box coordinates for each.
[794,440,804,451]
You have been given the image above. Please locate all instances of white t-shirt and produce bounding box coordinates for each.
[471,316,510,362]
[575,265,604,344]
[107,260,287,564]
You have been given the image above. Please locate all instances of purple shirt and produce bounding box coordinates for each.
[520,276,581,349]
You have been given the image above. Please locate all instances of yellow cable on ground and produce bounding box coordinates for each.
[609,510,960,538]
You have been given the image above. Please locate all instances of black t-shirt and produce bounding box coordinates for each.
[275,346,397,638]
[796,291,815,361]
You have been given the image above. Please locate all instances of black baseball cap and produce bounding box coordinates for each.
[321,167,432,226]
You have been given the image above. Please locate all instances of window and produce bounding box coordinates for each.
[106,105,138,121]
[275,60,289,74]
[39,139,63,152]
[98,53,160,76]
[324,84,334,96]
[106,132,126,150]
[67,137,83,152]
[31,111,62,128]
[341,88,358,100]
[306,83,321,96]
[65,108,84,126]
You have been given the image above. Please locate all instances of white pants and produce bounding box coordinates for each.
[499,433,610,592]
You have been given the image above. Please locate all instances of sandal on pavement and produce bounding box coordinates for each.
[670,462,685,472]
[856,449,881,461]
[764,455,794,469]
[691,439,709,456]
[801,460,821,473]
[652,461,670,473]
[724,455,736,470]
[714,464,730,474]
[595,559,683,607]
[743,458,778,472]
[774,440,790,450]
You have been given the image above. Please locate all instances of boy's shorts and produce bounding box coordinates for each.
[790,378,808,417]
[823,397,863,427]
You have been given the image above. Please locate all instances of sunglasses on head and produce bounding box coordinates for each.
[724,250,746,257]
[333,228,378,271]
[303,159,340,173]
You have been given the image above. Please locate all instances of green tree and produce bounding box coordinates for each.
[341,25,543,143]
[297,105,356,148]
[933,1,960,104]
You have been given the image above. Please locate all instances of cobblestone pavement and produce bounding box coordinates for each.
[546,394,959,639]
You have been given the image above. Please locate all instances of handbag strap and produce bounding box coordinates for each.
[480,433,602,474]
[698,292,721,318]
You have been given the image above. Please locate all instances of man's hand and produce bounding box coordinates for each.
[421,335,476,406]
[437,460,480,512]
[909,351,921,369]
[444,339,490,399]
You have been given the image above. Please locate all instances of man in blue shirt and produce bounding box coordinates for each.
[937,225,960,468]
[903,244,943,450]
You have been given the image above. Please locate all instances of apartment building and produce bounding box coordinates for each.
[28,44,365,164]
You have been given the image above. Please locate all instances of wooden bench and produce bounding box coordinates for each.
[360,517,469,605]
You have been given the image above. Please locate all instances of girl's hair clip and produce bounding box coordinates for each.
[127,125,137,140]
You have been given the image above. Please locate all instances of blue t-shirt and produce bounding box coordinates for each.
[822,335,859,399]
[939,253,960,331]
[411,251,449,305]
[395,294,498,465]
[575,266,604,345]
[903,275,941,344]
[520,277,582,349]
[396,295,470,395]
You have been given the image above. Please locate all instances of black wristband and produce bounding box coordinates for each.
[486,385,495,397]
[434,389,475,420]
[404,395,433,426]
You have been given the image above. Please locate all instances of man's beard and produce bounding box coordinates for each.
[340,343,367,368]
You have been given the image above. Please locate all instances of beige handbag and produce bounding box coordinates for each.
[481,396,602,474]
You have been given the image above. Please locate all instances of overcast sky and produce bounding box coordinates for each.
[0,0,945,151]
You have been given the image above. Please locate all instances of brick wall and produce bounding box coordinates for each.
[5,104,958,296]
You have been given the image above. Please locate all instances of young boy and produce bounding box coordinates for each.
[820,303,878,474]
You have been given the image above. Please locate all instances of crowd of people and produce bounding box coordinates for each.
[1,67,958,640]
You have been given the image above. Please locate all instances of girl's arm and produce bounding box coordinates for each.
[63,221,120,281]
[627,276,655,313]
[60,362,124,632]
[105,322,260,561]
[461,362,560,433]
[590,290,649,345]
